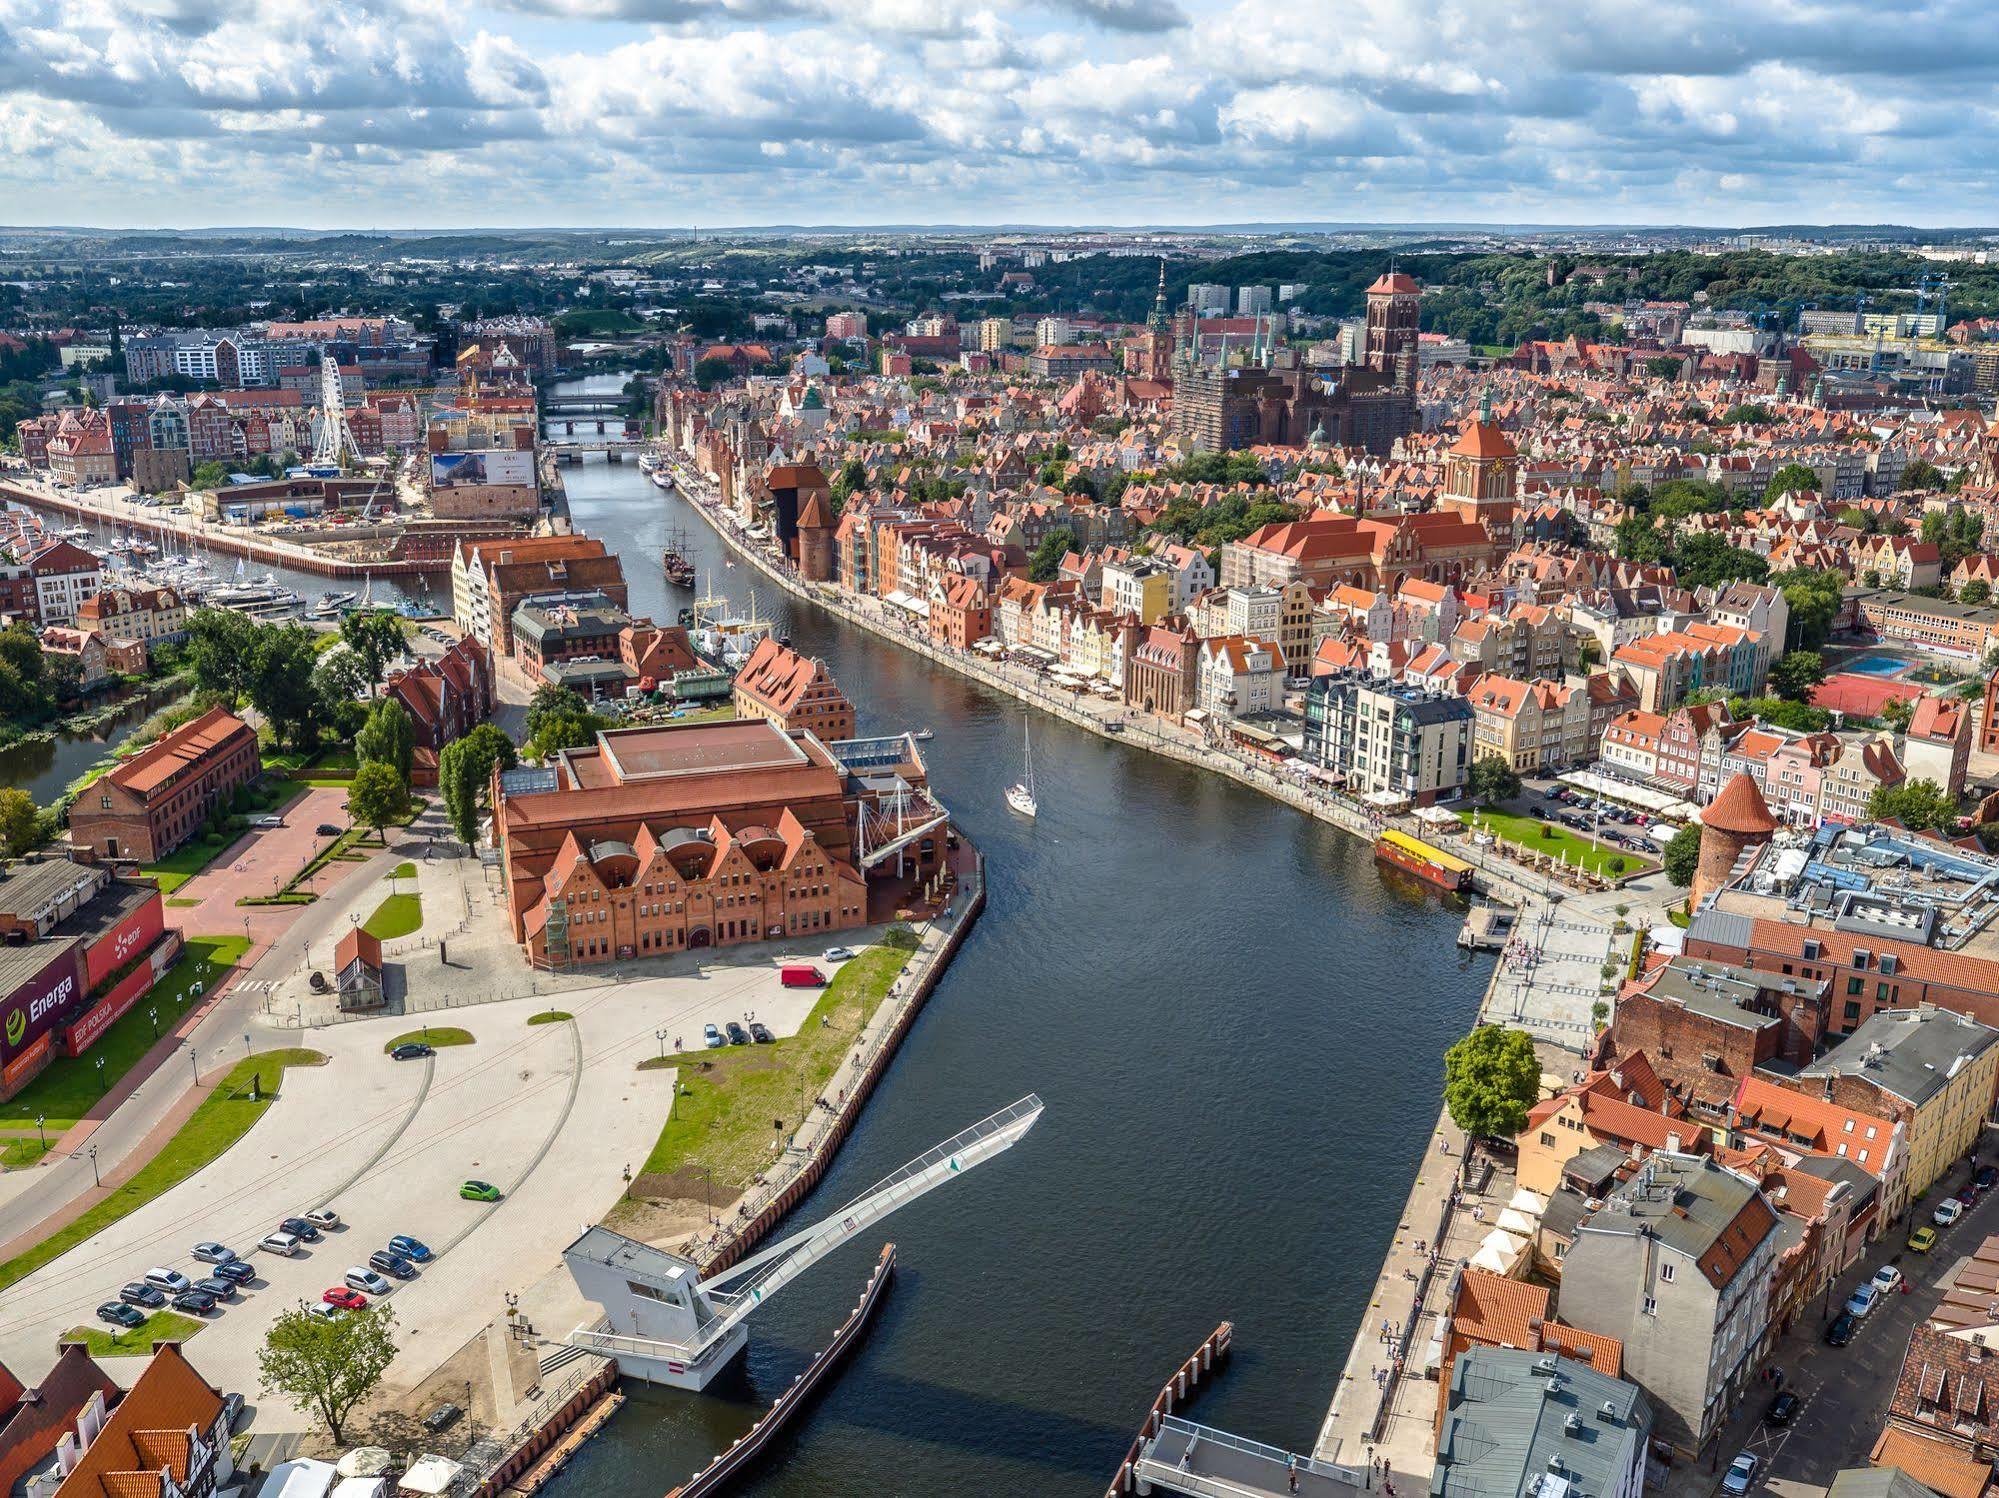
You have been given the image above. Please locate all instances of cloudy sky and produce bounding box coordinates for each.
[0,0,1992,229]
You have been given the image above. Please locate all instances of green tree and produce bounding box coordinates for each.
[526,709,609,763]
[525,683,594,743]
[1442,1025,1541,1140]
[189,460,229,490]
[347,761,408,842]
[1965,580,1993,605]
[258,1303,398,1445]
[339,611,404,692]
[248,625,325,752]
[1869,778,1959,832]
[1769,650,1826,700]
[1644,355,1681,380]
[1467,754,1522,806]
[1029,526,1077,583]
[355,697,414,781]
[183,608,260,704]
[1765,462,1821,502]
[1663,823,1702,887]
[0,788,40,858]
[693,356,735,390]
[1879,695,1916,732]
[439,723,517,844]
[1771,568,1844,651]
[1901,458,1944,492]
[311,650,371,740]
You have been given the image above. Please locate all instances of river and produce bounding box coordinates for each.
[544,376,1496,1496]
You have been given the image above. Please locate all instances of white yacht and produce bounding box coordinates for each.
[1005,720,1038,818]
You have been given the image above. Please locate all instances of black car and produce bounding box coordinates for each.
[316,823,343,837]
[369,1250,417,1279]
[97,1302,146,1328]
[194,1275,238,1300]
[1977,1165,1998,1192]
[391,1042,434,1061]
[1826,1310,1856,1347]
[279,1217,321,1242]
[1764,1391,1800,1426]
[171,1287,218,1315]
[725,1022,751,1045]
[210,1258,255,1284]
[119,1282,166,1308]
[749,1022,774,1044]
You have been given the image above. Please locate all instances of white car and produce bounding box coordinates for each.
[822,946,857,962]
[259,1231,301,1257]
[1935,1198,1966,1228]
[304,1207,341,1230]
[345,1268,393,1296]
[143,1267,191,1293]
[304,1302,341,1322]
[1872,1265,1905,1295]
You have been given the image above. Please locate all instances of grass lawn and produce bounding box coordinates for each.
[61,1310,205,1356]
[0,936,253,1131]
[383,1027,473,1053]
[1668,908,1693,929]
[361,892,422,941]
[390,862,417,879]
[527,1011,572,1025]
[1,1134,53,1170]
[0,1049,324,1292]
[1457,806,1654,878]
[639,946,912,1194]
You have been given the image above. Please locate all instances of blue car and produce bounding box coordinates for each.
[387,1235,433,1264]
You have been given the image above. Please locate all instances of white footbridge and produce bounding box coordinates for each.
[561,1094,1043,1389]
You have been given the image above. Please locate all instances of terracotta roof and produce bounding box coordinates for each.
[1451,418,1517,461]
[1868,1428,1993,1498]
[51,1343,222,1498]
[104,708,254,800]
[1702,773,1779,836]
[1368,272,1420,295]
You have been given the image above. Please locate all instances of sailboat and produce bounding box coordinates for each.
[1005,720,1038,818]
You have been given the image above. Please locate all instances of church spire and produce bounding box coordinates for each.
[1148,257,1169,332]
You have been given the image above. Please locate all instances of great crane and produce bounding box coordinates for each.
[560,1094,1043,1389]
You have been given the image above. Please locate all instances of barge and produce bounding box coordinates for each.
[1374,828,1473,894]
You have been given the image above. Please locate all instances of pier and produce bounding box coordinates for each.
[1106,1323,1235,1497]
[1,479,451,579]
[1139,1419,1367,1498]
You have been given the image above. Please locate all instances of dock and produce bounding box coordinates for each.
[1105,1322,1234,1496]
[1140,1418,1367,1497]
[663,1243,897,1498]
[1456,903,1516,951]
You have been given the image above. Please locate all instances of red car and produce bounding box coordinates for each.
[323,1287,367,1312]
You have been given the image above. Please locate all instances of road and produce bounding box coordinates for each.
[1663,1157,1997,1498]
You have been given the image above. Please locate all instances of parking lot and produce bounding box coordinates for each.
[1664,1154,1999,1498]
[0,942,864,1415]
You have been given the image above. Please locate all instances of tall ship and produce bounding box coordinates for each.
[1374,828,1473,894]
[662,524,697,588]
[688,589,776,670]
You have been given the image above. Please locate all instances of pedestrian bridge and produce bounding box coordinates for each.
[1133,1418,1366,1498]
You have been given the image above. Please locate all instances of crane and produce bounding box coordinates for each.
[560,1094,1043,1389]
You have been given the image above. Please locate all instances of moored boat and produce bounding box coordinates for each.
[1374,828,1472,893]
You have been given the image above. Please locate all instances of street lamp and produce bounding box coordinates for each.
[148,1006,158,1039]
[87,1144,99,1187]
[655,1028,668,1059]
[94,1056,106,1094]
[34,1115,45,1149]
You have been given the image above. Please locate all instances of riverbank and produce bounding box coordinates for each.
[655,454,1579,910]
[0,477,446,579]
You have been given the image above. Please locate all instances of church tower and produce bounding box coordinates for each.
[1364,270,1421,394]
[1441,390,1519,553]
[1141,259,1174,383]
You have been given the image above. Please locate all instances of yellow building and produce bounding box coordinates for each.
[1517,1055,1697,1198]
[1797,1005,1999,1210]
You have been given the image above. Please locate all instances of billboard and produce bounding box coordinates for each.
[431,450,534,490]
[68,933,180,1058]
[83,892,166,989]
[1,943,83,1067]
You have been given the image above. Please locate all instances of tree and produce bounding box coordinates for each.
[1442,1025,1541,1140]
[1028,527,1076,583]
[189,460,229,490]
[1663,824,1702,887]
[1964,580,1993,605]
[259,1303,397,1445]
[339,611,404,693]
[1764,462,1821,502]
[1901,458,1944,492]
[347,761,408,842]
[1879,695,1916,732]
[439,723,517,844]
[1644,355,1681,380]
[0,788,39,858]
[525,683,593,743]
[1467,754,1522,806]
[1769,650,1826,701]
[356,697,414,782]
[1869,778,1959,833]
[183,608,260,705]
[248,625,325,753]
[693,356,735,390]
[526,709,609,763]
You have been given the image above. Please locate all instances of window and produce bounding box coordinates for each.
[1659,1263,1676,1283]
[1847,977,1864,996]
[1540,1132,1555,1146]
[1844,1001,1862,1021]
[1642,1296,1658,1316]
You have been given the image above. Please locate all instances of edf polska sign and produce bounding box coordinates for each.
[0,942,84,1065]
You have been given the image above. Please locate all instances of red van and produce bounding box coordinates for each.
[779,964,827,988]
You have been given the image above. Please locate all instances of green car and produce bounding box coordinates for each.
[459,1180,501,1202]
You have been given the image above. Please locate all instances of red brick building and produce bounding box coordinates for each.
[731,638,857,742]
[68,707,259,863]
[384,635,494,786]
[495,719,940,968]
[928,573,992,650]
